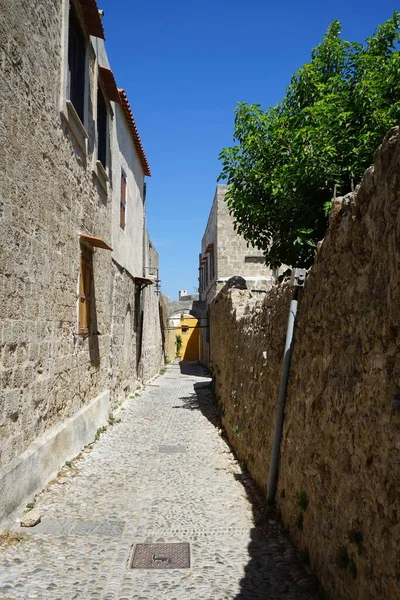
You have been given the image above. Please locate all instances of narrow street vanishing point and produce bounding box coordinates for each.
[0,363,320,600]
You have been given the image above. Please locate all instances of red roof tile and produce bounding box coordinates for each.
[118,89,151,177]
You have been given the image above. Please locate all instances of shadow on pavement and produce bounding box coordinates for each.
[179,360,210,378]
[177,363,322,600]
[176,384,219,429]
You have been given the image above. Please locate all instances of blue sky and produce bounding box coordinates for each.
[99,0,396,300]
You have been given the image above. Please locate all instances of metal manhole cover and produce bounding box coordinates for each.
[158,444,186,454]
[131,543,190,569]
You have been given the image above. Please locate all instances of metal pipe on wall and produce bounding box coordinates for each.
[267,267,306,505]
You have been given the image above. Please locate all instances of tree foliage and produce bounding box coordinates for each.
[219,13,400,267]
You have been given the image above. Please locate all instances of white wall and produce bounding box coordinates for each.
[111,102,145,277]
[93,38,145,279]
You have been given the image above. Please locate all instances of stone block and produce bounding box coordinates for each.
[20,508,41,527]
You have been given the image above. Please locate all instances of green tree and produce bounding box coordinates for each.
[219,13,400,267]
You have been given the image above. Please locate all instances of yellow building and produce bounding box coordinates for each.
[167,313,200,361]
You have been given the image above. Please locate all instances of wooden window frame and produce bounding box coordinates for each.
[78,245,93,335]
[120,169,127,231]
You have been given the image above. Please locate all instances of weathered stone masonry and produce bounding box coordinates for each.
[199,184,276,364]
[0,1,163,527]
[0,1,111,470]
[210,128,400,600]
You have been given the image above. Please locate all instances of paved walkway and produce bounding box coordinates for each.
[0,362,320,600]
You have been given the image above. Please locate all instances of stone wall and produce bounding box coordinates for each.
[109,261,137,407]
[199,184,278,364]
[215,185,275,282]
[159,295,169,364]
[140,240,164,382]
[0,1,164,527]
[210,128,400,600]
[0,0,112,471]
[200,185,276,306]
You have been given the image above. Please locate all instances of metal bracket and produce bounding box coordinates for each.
[290,268,307,288]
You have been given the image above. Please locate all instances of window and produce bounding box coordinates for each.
[120,169,127,230]
[67,2,86,123]
[210,247,215,280]
[78,245,93,334]
[97,86,107,168]
[245,256,265,264]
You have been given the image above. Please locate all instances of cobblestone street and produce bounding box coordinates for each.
[0,363,320,600]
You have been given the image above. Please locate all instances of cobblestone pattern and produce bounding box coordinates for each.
[0,363,320,599]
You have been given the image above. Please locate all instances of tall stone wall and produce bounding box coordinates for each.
[140,241,164,382]
[0,1,164,527]
[210,128,400,600]
[109,261,137,407]
[0,0,112,471]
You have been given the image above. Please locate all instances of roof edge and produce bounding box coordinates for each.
[118,89,151,177]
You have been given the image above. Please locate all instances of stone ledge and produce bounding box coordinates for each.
[0,389,110,531]
[61,101,89,155]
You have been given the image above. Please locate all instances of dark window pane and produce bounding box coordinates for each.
[97,87,107,167]
[68,3,86,122]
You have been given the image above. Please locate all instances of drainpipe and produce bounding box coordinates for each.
[266,268,307,505]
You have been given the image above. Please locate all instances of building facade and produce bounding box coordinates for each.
[0,0,163,527]
[166,294,200,362]
[199,185,277,363]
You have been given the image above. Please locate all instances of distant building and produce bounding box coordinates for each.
[199,185,277,363]
[166,293,200,361]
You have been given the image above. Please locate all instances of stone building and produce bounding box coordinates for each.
[0,0,163,527]
[198,184,276,363]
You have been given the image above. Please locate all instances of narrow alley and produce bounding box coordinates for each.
[0,363,319,600]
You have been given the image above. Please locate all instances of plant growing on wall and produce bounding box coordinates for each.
[176,334,183,358]
[219,12,400,267]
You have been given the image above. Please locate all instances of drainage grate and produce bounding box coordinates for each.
[131,543,190,569]
[158,444,187,454]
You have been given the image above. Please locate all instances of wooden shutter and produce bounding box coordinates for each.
[78,247,93,334]
[120,170,127,230]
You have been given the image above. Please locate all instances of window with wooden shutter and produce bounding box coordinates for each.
[78,245,93,334]
[120,169,127,230]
